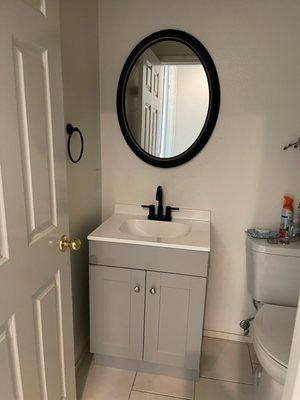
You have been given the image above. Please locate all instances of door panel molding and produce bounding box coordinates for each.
[21,0,46,16]
[0,315,24,399]
[0,165,9,266]
[13,39,57,246]
[33,271,66,400]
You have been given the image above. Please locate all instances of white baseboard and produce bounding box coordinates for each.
[204,329,253,344]
[94,354,198,380]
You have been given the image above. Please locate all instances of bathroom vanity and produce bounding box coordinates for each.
[88,204,210,379]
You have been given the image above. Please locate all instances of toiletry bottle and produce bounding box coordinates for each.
[279,195,294,241]
[291,201,300,238]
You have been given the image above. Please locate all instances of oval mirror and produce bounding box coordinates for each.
[117,30,220,168]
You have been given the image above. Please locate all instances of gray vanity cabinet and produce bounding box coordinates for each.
[144,272,206,370]
[89,265,145,360]
[90,263,207,374]
[89,237,209,377]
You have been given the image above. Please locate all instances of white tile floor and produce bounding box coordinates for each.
[81,338,258,400]
[200,337,253,384]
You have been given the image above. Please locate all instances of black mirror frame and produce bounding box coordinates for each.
[117,29,220,168]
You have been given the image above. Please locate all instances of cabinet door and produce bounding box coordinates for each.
[144,272,206,370]
[90,265,145,359]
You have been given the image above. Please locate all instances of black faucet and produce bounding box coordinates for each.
[142,186,179,221]
[156,186,164,218]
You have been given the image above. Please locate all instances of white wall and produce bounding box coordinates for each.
[60,0,101,366]
[99,0,300,337]
[174,65,209,154]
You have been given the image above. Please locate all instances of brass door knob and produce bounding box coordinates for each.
[59,235,81,252]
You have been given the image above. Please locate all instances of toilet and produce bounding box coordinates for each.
[246,237,300,400]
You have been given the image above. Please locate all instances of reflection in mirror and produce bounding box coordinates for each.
[125,40,209,158]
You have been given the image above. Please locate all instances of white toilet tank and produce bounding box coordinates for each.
[246,237,300,306]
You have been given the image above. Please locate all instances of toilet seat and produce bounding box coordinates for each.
[253,304,296,385]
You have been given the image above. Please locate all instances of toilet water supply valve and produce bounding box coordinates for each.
[240,318,254,336]
[240,300,260,335]
[240,300,261,336]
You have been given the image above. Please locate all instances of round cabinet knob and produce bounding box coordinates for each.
[134,285,141,293]
[150,287,156,295]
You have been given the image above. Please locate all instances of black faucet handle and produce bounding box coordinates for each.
[166,206,180,212]
[141,204,155,219]
[165,206,179,221]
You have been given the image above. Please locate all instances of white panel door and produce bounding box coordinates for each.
[90,265,145,360]
[0,1,76,399]
[140,49,163,156]
[144,272,206,370]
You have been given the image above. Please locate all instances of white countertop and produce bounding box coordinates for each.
[88,204,210,252]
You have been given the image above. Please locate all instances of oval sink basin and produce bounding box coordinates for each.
[119,219,191,239]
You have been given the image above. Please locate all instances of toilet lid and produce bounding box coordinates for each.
[254,304,297,368]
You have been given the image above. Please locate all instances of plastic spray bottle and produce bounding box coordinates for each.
[279,195,294,242]
[291,201,300,238]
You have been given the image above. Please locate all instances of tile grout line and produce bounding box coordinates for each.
[128,370,138,400]
[199,375,254,386]
[131,388,192,400]
[246,343,254,371]
[247,342,258,373]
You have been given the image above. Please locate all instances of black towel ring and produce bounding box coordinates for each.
[66,123,84,163]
